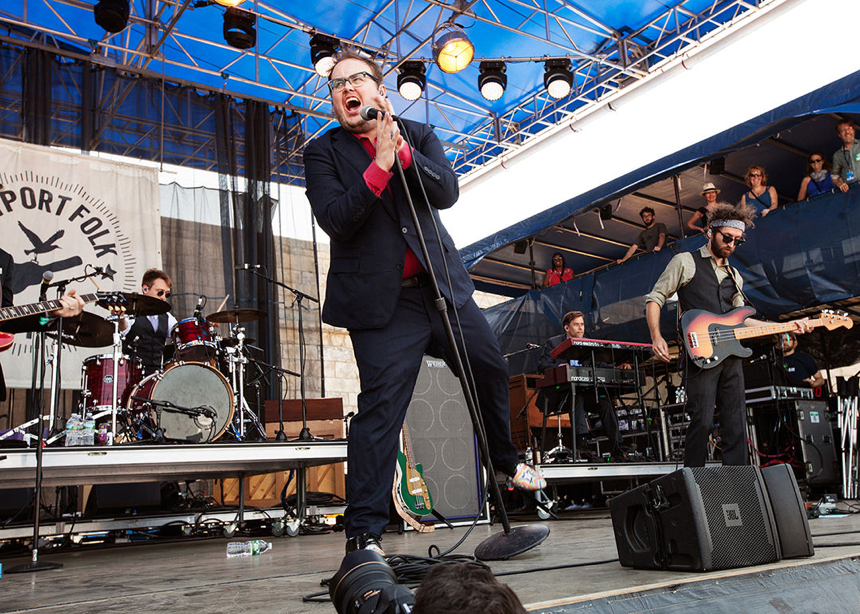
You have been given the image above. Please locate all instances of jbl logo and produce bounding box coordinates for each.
[722,503,742,527]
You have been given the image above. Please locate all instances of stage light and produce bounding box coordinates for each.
[397,61,426,101]
[310,34,340,78]
[432,23,474,74]
[93,0,130,33]
[213,0,246,5]
[544,58,573,100]
[478,61,506,101]
[223,6,256,50]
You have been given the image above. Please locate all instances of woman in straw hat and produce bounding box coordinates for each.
[686,182,721,233]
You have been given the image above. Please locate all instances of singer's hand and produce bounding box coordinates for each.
[50,289,85,319]
[374,104,402,172]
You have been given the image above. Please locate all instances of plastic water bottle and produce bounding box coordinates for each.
[65,414,81,447]
[80,415,96,446]
[226,540,272,558]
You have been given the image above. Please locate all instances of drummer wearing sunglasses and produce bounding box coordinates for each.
[119,268,178,374]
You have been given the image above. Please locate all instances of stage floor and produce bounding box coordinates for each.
[2,507,860,613]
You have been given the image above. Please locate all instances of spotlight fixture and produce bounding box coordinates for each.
[223,6,256,50]
[310,34,340,78]
[93,0,130,33]
[432,23,474,74]
[213,0,246,5]
[544,58,573,100]
[397,61,426,101]
[478,61,506,101]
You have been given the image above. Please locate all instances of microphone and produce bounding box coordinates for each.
[234,264,261,270]
[526,343,541,350]
[359,105,400,122]
[193,296,204,320]
[749,354,769,364]
[39,270,54,301]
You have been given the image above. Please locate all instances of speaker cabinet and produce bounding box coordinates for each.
[760,463,814,559]
[403,357,484,523]
[609,466,780,571]
[795,400,839,485]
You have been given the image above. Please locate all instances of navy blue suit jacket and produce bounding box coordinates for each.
[303,119,474,330]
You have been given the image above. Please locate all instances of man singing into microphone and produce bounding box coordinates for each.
[303,50,544,556]
[119,268,176,374]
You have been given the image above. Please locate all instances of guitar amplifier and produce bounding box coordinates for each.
[400,357,487,528]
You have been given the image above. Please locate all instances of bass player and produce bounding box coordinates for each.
[645,204,811,467]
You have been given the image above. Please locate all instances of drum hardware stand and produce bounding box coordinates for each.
[247,361,299,441]
[246,269,319,441]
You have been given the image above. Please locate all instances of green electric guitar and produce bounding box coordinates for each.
[393,422,434,530]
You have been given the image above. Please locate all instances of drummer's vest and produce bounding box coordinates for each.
[677,251,737,316]
[124,314,168,372]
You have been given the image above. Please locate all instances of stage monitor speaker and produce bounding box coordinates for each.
[609,466,780,571]
[709,156,726,175]
[403,356,484,524]
[86,482,165,516]
[599,204,613,220]
[760,463,814,559]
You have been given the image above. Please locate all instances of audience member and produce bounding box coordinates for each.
[686,183,721,234]
[775,331,825,389]
[797,152,834,200]
[740,165,778,217]
[831,118,860,193]
[542,252,573,288]
[411,563,527,614]
[616,207,666,264]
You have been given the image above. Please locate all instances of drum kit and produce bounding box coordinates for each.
[75,294,269,444]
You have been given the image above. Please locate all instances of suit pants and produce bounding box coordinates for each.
[346,283,518,538]
[683,355,747,467]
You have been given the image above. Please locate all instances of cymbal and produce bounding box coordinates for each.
[207,308,267,324]
[49,312,113,347]
[219,337,257,347]
[123,292,172,317]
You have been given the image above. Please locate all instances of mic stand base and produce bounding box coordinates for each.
[474,524,550,561]
[298,427,313,441]
[274,429,288,442]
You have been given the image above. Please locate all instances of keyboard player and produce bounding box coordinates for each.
[537,310,627,459]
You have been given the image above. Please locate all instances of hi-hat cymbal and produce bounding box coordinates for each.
[208,308,267,324]
[122,292,172,317]
[49,311,113,347]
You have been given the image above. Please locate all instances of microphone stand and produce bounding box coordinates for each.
[246,269,319,441]
[391,121,548,560]
[8,283,63,574]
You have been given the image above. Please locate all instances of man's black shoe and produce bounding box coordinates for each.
[345,532,385,556]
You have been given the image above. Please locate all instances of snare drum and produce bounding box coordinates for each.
[126,361,234,443]
[171,317,217,363]
[81,354,143,414]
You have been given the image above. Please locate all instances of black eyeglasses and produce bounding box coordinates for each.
[809,158,823,164]
[715,229,745,246]
[156,290,171,298]
[328,71,378,92]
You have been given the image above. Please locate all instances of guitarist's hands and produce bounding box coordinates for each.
[49,289,85,319]
[791,317,813,334]
[652,336,671,363]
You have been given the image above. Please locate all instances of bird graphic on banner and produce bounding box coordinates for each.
[18,222,65,256]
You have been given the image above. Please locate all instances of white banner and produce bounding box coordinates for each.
[0,140,161,390]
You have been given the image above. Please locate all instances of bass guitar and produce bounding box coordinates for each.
[392,421,435,533]
[681,307,852,369]
[0,291,126,352]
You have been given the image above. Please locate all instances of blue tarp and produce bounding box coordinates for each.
[486,188,860,375]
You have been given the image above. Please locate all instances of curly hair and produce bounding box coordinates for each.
[705,202,756,230]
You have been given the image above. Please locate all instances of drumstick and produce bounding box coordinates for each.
[215,294,230,313]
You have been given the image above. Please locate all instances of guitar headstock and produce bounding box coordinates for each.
[96,292,128,313]
[817,309,854,330]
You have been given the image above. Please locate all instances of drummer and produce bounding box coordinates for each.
[119,268,177,374]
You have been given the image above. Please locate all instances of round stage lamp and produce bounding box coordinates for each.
[213,0,246,5]
[478,61,506,101]
[93,0,130,33]
[432,24,474,74]
[310,34,340,78]
[544,58,573,100]
[223,7,256,50]
[397,61,426,101]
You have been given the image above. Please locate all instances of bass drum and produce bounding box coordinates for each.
[127,362,234,443]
